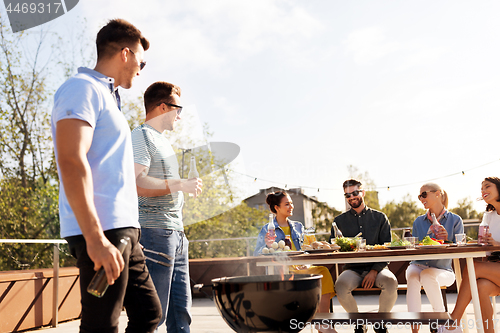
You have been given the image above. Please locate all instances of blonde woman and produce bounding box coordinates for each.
[406,183,464,333]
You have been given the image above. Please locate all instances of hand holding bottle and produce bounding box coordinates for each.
[479,213,490,245]
[265,214,276,247]
[87,237,129,297]
[187,156,202,198]
[183,178,203,198]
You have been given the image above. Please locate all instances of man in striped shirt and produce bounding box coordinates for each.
[131,82,202,333]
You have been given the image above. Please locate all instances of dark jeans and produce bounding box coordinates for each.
[66,227,162,333]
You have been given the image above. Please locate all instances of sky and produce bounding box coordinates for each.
[4,0,500,214]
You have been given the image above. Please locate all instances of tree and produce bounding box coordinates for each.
[0,23,54,186]
[0,18,87,270]
[124,101,263,258]
[381,194,425,229]
[347,165,376,190]
[184,202,266,258]
[450,197,482,240]
[450,197,482,220]
[311,202,342,241]
[346,165,380,209]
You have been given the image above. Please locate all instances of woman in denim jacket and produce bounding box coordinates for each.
[254,190,336,330]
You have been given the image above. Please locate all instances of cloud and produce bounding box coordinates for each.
[344,27,400,65]
[212,96,247,125]
[343,26,448,70]
[68,0,324,75]
[396,43,448,71]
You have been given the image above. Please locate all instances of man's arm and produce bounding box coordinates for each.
[56,118,124,285]
[369,212,391,272]
[134,163,202,197]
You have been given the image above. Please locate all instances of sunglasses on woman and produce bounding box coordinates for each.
[344,190,362,198]
[418,190,437,200]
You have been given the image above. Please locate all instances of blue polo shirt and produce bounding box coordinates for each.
[411,211,464,271]
[51,67,140,237]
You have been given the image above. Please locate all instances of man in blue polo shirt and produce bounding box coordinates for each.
[51,19,161,333]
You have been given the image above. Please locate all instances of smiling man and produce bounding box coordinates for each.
[329,179,397,333]
[51,19,161,333]
[131,82,202,333]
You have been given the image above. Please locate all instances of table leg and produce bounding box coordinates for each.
[454,258,470,333]
[466,257,484,333]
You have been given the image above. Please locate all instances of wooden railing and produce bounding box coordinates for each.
[0,267,81,332]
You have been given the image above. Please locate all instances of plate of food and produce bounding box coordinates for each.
[416,236,450,248]
[382,239,411,250]
[335,237,359,252]
[387,246,408,250]
[305,246,340,253]
[302,241,339,252]
[261,250,304,256]
[416,244,450,248]
[366,244,389,250]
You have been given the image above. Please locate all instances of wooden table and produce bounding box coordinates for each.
[255,245,500,333]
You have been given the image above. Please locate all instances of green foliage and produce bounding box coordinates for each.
[0,18,91,270]
[450,197,482,240]
[450,197,482,220]
[346,165,380,209]
[381,194,426,228]
[123,96,145,131]
[124,97,264,257]
[0,21,55,186]
[0,178,76,270]
[185,202,266,258]
[311,201,341,241]
[364,191,381,210]
[347,165,376,190]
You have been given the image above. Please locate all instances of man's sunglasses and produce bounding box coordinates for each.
[344,190,362,198]
[157,102,183,115]
[418,190,437,200]
[123,47,146,70]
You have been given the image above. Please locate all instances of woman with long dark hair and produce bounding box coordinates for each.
[442,177,500,333]
[254,191,336,332]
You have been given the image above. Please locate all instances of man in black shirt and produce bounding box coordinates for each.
[330,179,397,333]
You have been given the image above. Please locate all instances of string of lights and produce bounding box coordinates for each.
[228,158,500,193]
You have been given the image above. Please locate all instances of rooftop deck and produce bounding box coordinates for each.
[29,293,488,333]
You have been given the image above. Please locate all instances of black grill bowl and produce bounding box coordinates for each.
[211,274,322,333]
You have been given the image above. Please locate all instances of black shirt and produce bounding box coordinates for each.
[330,206,392,273]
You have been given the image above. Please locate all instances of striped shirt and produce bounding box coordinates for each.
[131,124,184,230]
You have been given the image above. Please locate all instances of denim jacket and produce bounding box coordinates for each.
[253,218,304,256]
[411,210,464,271]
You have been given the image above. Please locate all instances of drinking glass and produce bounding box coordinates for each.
[356,238,366,252]
[303,233,317,246]
[455,233,466,246]
[479,225,490,245]
[404,236,418,249]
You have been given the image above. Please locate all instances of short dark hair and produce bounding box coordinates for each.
[343,179,362,189]
[266,191,289,214]
[144,82,182,114]
[96,19,150,60]
[484,177,500,212]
